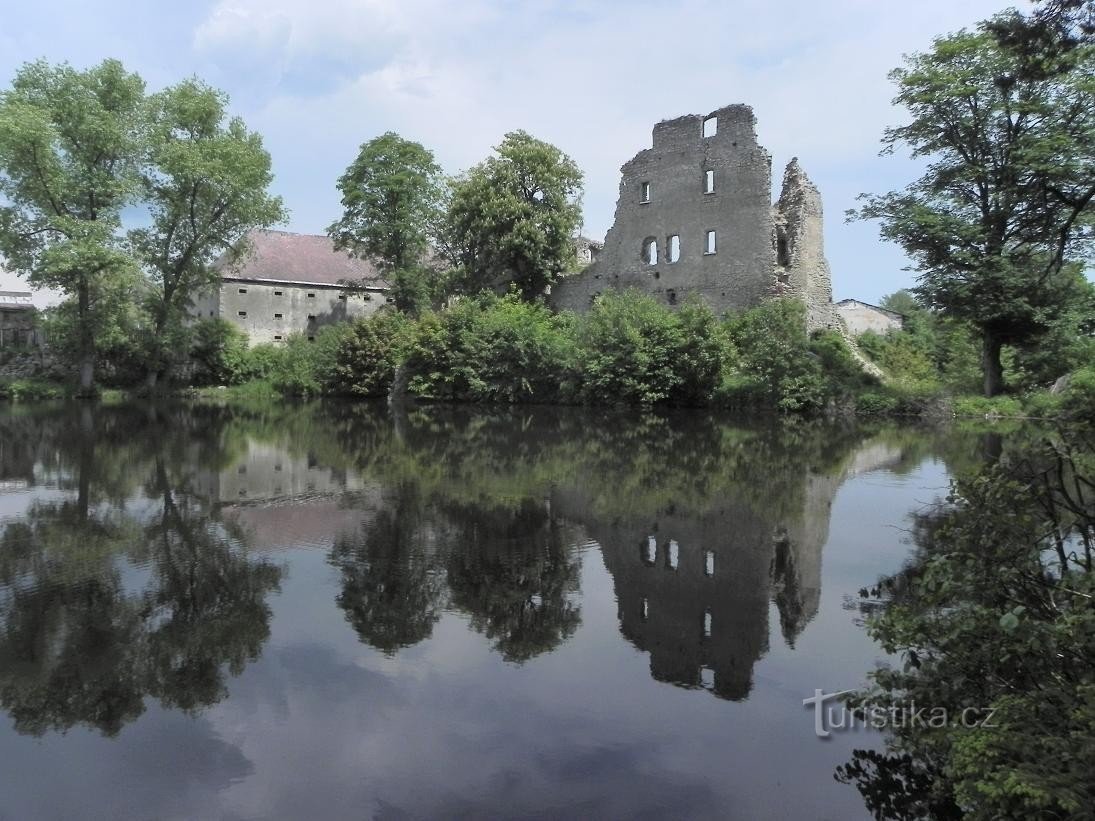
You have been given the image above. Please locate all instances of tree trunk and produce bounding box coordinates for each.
[76,279,96,396]
[981,329,1004,398]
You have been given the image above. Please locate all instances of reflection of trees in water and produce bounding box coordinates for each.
[0,405,282,737]
[329,484,446,654]
[445,500,581,663]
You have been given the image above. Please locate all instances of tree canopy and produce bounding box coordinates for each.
[853,14,1095,396]
[448,130,583,301]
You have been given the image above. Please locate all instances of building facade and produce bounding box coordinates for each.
[193,230,390,345]
[551,104,838,330]
[835,299,905,336]
[0,292,40,348]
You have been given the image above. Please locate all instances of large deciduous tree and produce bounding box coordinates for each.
[130,79,285,387]
[327,132,446,314]
[448,130,583,302]
[853,15,1095,396]
[0,60,145,394]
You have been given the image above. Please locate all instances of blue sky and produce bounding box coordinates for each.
[0,0,1019,304]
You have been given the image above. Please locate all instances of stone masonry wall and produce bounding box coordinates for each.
[552,104,837,330]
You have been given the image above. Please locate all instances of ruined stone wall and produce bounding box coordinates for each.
[552,104,776,315]
[552,104,837,330]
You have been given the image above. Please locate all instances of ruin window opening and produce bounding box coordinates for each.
[274,313,283,319]
[777,232,790,267]
[667,540,679,570]
[273,335,283,341]
[641,597,649,621]
[238,287,247,294]
[702,116,717,138]
[274,290,283,296]
[704,550,715,577]
[640,181,651,203]
[643,237,658,265]
[307,292,316,298]
[704,230,717,255]
[237,310,247,317]
[667,289,678,305]
[704,169,715,193]
[703,609,713,638]
[667,234,680,263]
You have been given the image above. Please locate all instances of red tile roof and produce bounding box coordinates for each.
[216,229,389,289]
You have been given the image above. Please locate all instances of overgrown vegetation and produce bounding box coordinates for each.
[838,428,1095,819]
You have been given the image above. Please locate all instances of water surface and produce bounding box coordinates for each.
[0,401,999,819]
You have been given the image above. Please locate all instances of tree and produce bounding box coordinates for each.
[448,130,583,301]
[0,60,146,394]
[853,16,1095,396]
[328,132,446,314]
[130,79,285,387]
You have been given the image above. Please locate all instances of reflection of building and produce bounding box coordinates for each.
[552,435,908,700]
[195,440,367,504]
[191,230,391,346]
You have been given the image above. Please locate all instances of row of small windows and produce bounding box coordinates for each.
[642,537,716,576]
[238,287,368,301]
[639,170,716,204]
[643,231,716,264]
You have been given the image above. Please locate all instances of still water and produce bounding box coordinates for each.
[0,401,1001,820]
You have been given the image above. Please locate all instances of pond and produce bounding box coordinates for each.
[0,401,1006,819]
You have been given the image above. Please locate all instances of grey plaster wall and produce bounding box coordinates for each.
[196,279,388,345]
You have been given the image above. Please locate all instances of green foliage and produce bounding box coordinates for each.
[402,293,577,403]
[575,291,724,405]
[132,78,285,385]
[0,378,64,401]
[188,318,250,387]
[328,132,448,314]
[448,131,583,301]
[1059,364,1095,423]
[952,395,1025,418]
[853,18,1095,395]
[331,310,411,397]
[839,432,1095,819]
[269,325,353,398]
[0,59,147,391]
[723,300,839,412]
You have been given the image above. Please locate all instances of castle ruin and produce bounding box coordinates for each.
[552,104,838,330]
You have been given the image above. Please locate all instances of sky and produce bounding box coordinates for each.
[0,0,1021,306]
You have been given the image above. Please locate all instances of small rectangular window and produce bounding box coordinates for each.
[704,170,715,193]
[238,287,247,294]
[307,292,316,298]
[274,290,283,296]
[705,230,717,255]
[307,314,316,320]
[640,181,651,203]
[273,335,283,341]
[644,536,657,565]
[667,540,679,570]
[274,313,283,319]
[667,235,680,263]
[338,294,346,301]
[703,609,713,638]
[705,550,715,577]
[308,336,316,342]
[237,310,247,317]
[702,116,717,138]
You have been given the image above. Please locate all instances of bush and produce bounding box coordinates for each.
[189,318,250,386]
[331,311,411,397]
[576,291,725,405]
[855,390,900,415]
[1059,365,1095,424]
[952,394,1024,418]
[0,378,64,401]
[271,325,353,397]
[403,293,577,402]
[722,300,829,412]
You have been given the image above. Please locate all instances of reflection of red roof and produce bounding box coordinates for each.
[217,230,389,289]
